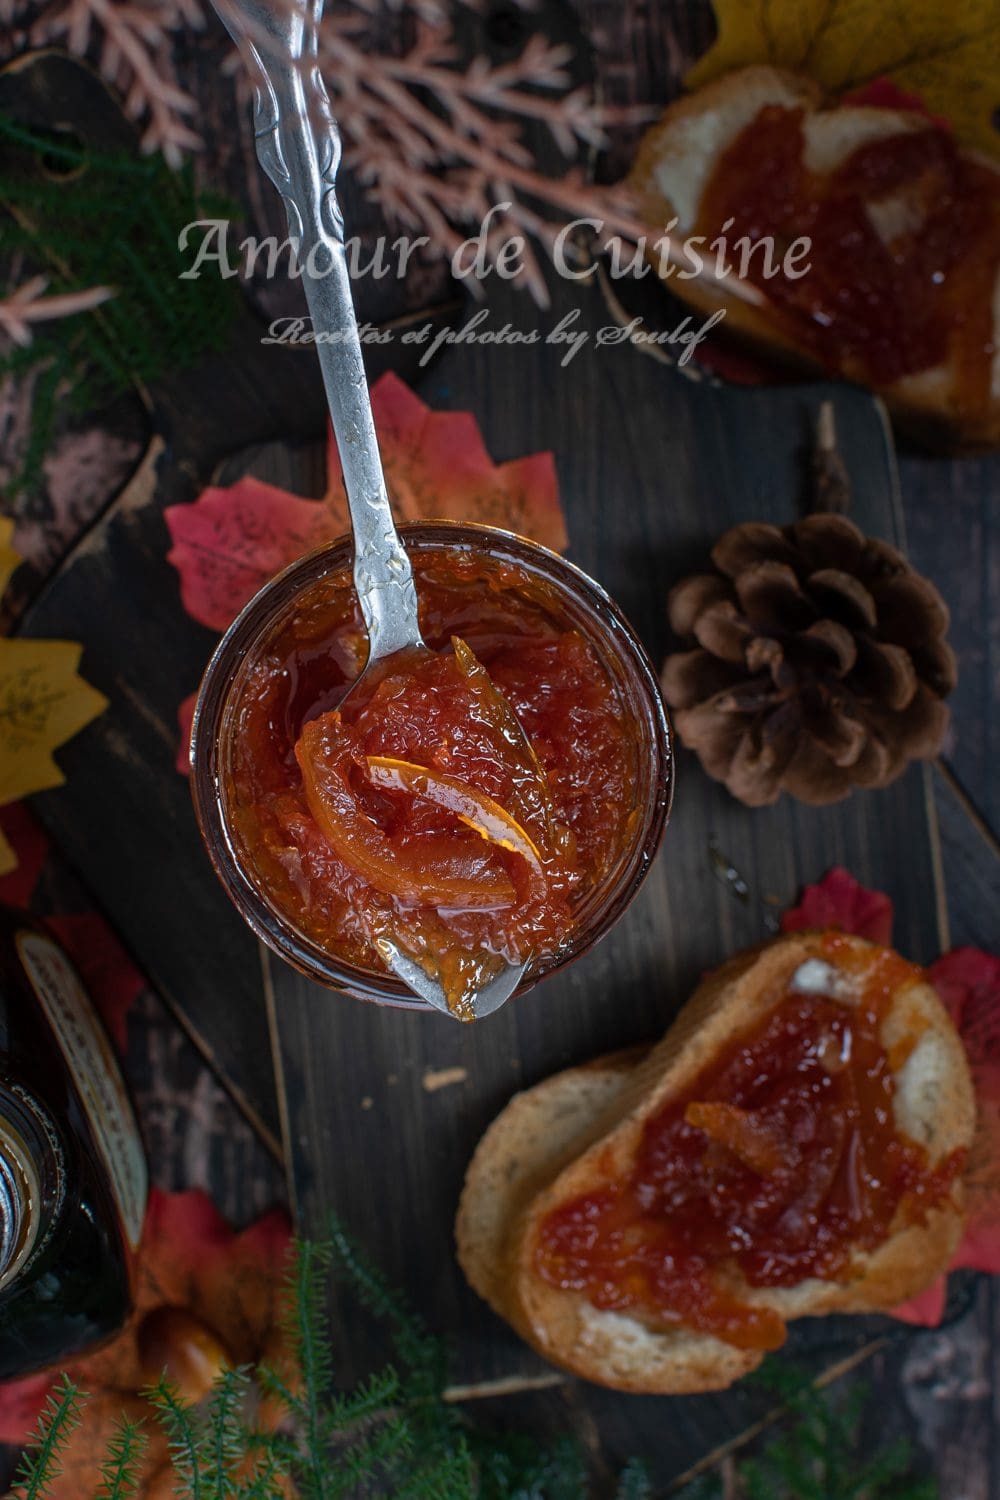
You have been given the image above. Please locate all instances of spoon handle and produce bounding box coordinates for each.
[216,0,420,660]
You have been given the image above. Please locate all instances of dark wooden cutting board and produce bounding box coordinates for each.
[18,257,952,1486]
[251,275,949,1480]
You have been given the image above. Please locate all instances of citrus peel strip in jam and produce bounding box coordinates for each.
[446,637,560,853]
[683,1101,786,1178]
[365,756,546,879]
[534,943,966,1351]
[295,716,519,910]
[223,546,639,1004]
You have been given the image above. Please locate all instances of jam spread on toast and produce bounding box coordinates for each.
[698,105,1000,417]
[535,939,965,1350]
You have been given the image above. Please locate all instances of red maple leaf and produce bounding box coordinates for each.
[0,803,50,908]
[895,947,1000,1322]
[324,372,566,550]
[782,870,1000,1326]
[781,866,895,945]
[165,476,336,634]
[928,948,1000,1274]
[46,911,146,1054]
[0,804,143,1051]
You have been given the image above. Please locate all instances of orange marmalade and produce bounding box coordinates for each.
[698,105,1000,418]
[534,940,965,1350]
[223,546,640,1009]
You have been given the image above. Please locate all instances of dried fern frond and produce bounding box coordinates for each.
[0,276,113,347]
[1,0,651,301]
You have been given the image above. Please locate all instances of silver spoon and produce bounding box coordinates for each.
[213,0,530,1019]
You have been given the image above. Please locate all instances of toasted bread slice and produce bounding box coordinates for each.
[628,66,1000,449]
[456,1043,761,1391]
[457,1046,645,1324]
[457,933,975,1394]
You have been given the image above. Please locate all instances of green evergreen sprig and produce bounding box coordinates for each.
[11,1373,86,1500]
[687,1361,939,1500]
[0,113,240,495]
[9,1224,940,1500]
[96,1418,147,1500]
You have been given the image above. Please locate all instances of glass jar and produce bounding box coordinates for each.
[191,522,672,1010]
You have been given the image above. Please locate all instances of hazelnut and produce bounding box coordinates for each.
[137,1305,233,1403]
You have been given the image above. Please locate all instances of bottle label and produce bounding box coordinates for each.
[17,933,147,1249]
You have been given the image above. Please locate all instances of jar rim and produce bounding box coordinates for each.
[191,520,673,1011]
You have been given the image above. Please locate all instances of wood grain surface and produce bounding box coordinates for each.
[253,274,950,1484]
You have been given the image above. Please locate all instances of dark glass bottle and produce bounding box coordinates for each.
[0,907,147,1379]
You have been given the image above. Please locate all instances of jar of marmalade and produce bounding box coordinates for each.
[0,908,147,1378]
[192,523,673,1010]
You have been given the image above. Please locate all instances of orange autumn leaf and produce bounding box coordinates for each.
[324,371,567,552]
[686,0,1000,160]
[165,370,566,633]
[0,1189,292,1498]
[169,370,567,767]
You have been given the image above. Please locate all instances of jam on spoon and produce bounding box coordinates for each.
[294,638,578,1011]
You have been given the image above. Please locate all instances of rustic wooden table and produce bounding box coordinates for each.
[2,0,999,1493]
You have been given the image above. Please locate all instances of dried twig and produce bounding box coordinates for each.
[26,0,203,165]
[0,276,114,346]
[811,399,852,514]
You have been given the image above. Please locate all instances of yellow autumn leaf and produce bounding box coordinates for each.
[0,638,108,803]
[0,517,22,602]
[686,0,1000,159]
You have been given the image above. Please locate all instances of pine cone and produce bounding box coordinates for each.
[661,516,956,806]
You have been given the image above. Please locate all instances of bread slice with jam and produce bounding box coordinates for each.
[627,66,1000,450]
[456,932,975,1393]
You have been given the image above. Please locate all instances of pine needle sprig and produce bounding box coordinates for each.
[322,1366,402,1439]
[143,1367,270,1500]
[203,1366,254,1498]
[687,1361,941,1500]
[4,1235,942,1500]
[613,1458,654,1500]
[327,1214,448,1402]
[472,1429,588,1500]
[96,1417,148,1500]
[143,1376,207,1499]
[326,1410,413,1498]
[271,1239,333,1499]
[10,1373,87,1500]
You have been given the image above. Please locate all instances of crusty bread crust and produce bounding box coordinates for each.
[456,1047,645,1324]
[456,932,976,1394]
[627,65,1000,450]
